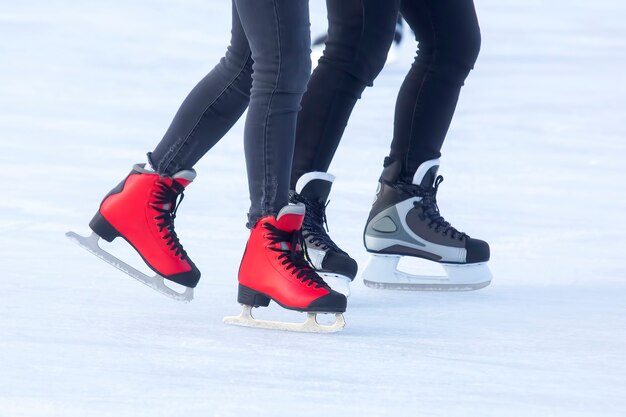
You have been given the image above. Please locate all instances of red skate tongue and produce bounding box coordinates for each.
[153,169,196,211]
[275,204,305,232]
[172,169,197,188]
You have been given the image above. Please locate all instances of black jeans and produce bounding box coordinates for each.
[291,0,480,186]
[148,0,311,226]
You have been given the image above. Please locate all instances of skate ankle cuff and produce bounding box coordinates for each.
[295,171,335,194]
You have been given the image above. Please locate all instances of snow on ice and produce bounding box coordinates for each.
[1,1,625,416]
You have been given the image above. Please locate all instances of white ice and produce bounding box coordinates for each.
[1,1,625,416]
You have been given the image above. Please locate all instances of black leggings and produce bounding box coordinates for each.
[291,0,480,186]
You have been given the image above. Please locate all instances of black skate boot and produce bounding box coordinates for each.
[362,158,491,290]
[290,172,358,296]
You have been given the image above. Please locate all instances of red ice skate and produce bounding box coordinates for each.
[66,164,199,302]
[224,204,347,332]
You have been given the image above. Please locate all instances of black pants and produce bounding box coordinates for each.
[291,0,481,186]
[148,0,310,226]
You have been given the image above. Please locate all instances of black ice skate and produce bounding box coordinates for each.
[362,158,492,290]
[290,172,358,297]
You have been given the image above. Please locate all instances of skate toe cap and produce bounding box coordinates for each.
[167,262,201,288]
[308,290,347,313]
[465,238,490,263]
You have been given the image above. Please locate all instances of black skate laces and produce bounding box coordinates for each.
[397,175,467,241]
[263,222,330,289]
[151,180,188,260]
[290,193,344,253]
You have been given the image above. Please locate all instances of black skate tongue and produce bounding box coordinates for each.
[295,172,335,202]
[412,159,440,188]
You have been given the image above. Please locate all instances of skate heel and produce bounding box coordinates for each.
[89,211,121,242]
[237,284,271,307]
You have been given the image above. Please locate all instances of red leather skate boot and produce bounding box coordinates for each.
[88,164,201,288]
[238,204,347,313]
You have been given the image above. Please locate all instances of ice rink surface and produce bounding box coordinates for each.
[1,1,625,416]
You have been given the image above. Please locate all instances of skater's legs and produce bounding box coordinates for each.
[81,1,316,303]
[390,0,481,180]
[364,1,488,289]
[149,0,311,226]
[236,0,312,225]
[319,0,400,85]
[290,0,400,187]
[148,2,253,175]
[231,0,349,322]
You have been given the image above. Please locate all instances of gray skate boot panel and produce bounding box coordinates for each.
[370,216,397,233]
[405,204,465,248]
[364,199,466,263]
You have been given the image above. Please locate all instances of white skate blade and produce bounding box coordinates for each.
[65,231,194,302]
[223,305,345,333]
[362,254,492,291]
[318,272,352,298]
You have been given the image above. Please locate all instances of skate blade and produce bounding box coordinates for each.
[223,305,345,333]
[66,231,194,302]
[317,272,352,298]
[362,254,492,291]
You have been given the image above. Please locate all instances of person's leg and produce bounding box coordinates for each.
[148,1,253,175]
[288,0,400,294]
[86,2,254,294]
[290,0,401,187]
[235,0,312,226]
[390,0,481,181]
[230,0,348,322]
[362,0,490,291]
